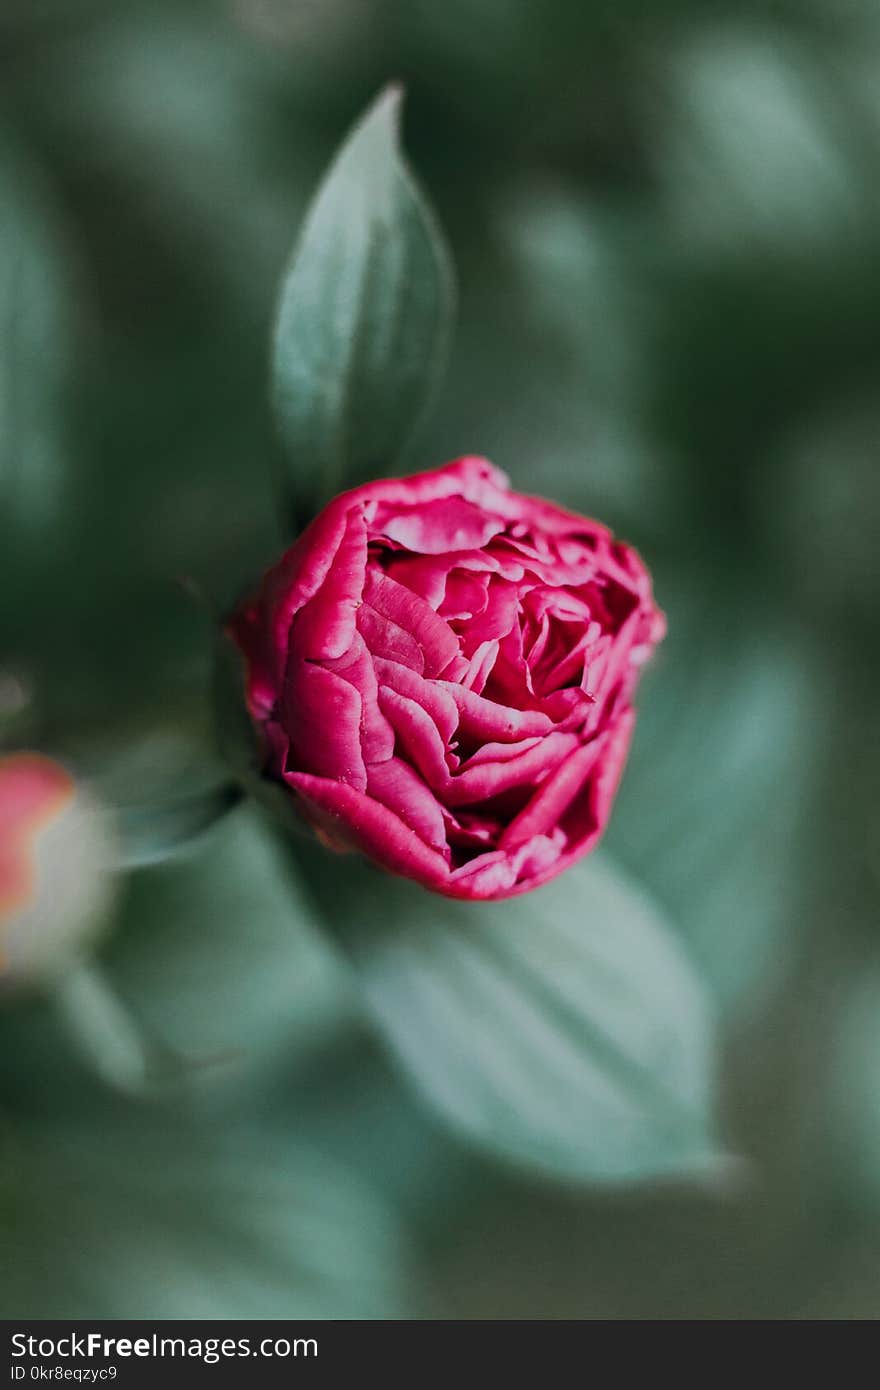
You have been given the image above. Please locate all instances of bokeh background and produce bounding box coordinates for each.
[2,0,879,1319]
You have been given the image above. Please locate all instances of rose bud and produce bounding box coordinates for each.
[0,753,115,989]
[228,458,664,900]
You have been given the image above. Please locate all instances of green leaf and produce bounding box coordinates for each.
[271,85,455,522]
[293,846,722,1185]
[114,780,243,868]
[100,805,352,1089]
[52,964,152,1094]
[608,586,820,1015]
[1,1114,412,1318]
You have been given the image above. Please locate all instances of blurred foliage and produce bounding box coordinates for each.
[1,0,878,1319]
[2,1110,411,1318]
[292,840,719,1184]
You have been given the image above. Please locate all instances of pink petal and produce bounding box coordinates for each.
[540,687,594,726]
[288,506,368,661]
[286,772,449,889]
[439,569,489,621]
[0,754,75,921]
[460,736,544,769]
[367,757,449,855]
[447,835,562,899]
[583,610,641,735]
[383,554,452,608]
[586,708,634,834]
[372,657,459,746]
[498,737,606,851]
[546,709,634,863]
[374,496,506,554]
[470,578,520,644]
[448,850,518,897]
[323,634,396,765]
[458,639,499,694]
[442,807,500,848]
[536,641,590,696]
[388,549,511,609]
[319,455,509,523]
[437,683,553,742]
[376,686,452,791]
[282,660,367,791]
[493,622,534,702]
[356,600,425,673]
[262,503,366,667]
[362,570,460,678]
[445,730,579,807]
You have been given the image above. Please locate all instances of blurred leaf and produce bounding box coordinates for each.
[53,964,152,1093]
[115,781,243,868]
[100,805,351,1090]
[294,846,721,1184]
[1,1113,411,1318]
[271,85,455,522]
[609,584,821,1015]
[653,27,872,252]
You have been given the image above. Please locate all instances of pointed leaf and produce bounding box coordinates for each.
[271,85,455,520]
[294,846,722,1184]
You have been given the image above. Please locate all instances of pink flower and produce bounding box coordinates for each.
[0,754,75,930]
[229,458,664,900]
[1,753,115,985]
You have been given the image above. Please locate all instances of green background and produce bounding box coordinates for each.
[2,0,879,1318]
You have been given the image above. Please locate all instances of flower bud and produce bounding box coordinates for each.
[228,458,664,900]
[0,753,115,989]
